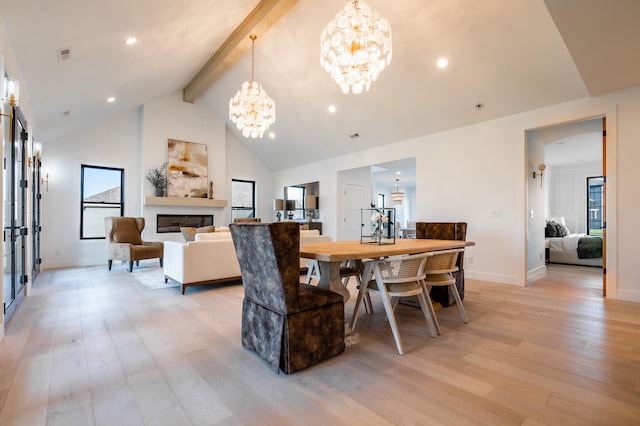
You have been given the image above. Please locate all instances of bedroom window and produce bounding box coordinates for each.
[587,176,604,236]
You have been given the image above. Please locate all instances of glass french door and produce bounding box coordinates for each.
[3,105,28,326]
[31,143,42,280]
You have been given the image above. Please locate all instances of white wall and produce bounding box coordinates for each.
[225,128,275,223]
[546,161,602,234]
[612,87,640,302]
[527,135,546,277]
[273,90,636,302]
[42,109,144,268]
[140,91,226,241]
[41,90,228,266]
[19,62,640,304]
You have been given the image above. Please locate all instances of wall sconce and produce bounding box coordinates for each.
[532,163,546,187]
[34,142,42,158]
[0,77,20,123]
[42,169,49,192]
[274,198,284,222]
[29,142,42,168]
[4,77,19,106]
[305,195,318,223]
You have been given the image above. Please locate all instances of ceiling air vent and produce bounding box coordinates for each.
[57,47,71,61]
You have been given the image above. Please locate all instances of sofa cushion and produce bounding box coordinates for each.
[195,231,233,241]
[112,218,142,244]
[181,225,216,242]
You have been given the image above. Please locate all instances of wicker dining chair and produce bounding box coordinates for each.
[350,253,438,355]
[423,248,468,335]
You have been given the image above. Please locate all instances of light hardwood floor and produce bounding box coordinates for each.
[0,263,639,425]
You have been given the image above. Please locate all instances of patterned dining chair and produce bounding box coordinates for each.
[230,222,345,374]
[305,259,372,313]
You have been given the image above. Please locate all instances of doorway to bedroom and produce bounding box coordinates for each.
[526,116,606,294]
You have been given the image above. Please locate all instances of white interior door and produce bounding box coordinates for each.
[342,183,365,241]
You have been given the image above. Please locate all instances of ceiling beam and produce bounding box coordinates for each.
[183,0,299,103]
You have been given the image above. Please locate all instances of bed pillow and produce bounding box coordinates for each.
[549,216,571,236]
[545,220,567,238]
[545,221,556,237]
[556,223,568,237]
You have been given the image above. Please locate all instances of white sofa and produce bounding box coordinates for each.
[163,229,331,294]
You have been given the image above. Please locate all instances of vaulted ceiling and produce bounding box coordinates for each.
[1,0,639,171]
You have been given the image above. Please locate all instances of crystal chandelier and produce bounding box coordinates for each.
[229,34,276,139]
[390,179,404,204]
[320,0,392,94]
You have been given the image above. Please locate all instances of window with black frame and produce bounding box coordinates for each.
[81,164,124,239]
[231,179,256,221]
[587,176,604,236]
[285,185,305,220]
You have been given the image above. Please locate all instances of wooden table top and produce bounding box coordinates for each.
[300,239,475,262]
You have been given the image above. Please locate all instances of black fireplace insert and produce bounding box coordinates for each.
[157,214,214,233]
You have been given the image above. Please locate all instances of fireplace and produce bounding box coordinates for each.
[157,214,214,233]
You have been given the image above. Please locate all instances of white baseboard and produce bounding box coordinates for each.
[465,271,520,286]
[527,265,546,281]
[616,289,640,303]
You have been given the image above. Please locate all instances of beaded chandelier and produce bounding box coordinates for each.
[320,0,392,94]
[229,34,276,139]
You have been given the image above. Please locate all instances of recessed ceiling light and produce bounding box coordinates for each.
[107,97,116,103]
[437,58,448,68]
[269,132,276,139]
[328,105,336,113]
[396,171,402,175]
[124,37,137,45]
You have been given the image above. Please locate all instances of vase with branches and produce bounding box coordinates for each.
[146,162,168,197]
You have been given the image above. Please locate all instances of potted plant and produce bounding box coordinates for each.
[146,162,168,197]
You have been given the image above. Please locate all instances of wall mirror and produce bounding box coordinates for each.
[284,181,319,220]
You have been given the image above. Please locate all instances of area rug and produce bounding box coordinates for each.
[130,267,179,290]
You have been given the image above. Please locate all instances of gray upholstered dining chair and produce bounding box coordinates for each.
[230,221,345,374]
[350,253,438,355]
[305,259,372,313]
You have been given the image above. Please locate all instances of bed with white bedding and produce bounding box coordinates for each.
[547,233,602,267]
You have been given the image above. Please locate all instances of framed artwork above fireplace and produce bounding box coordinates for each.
[167,139,208,198]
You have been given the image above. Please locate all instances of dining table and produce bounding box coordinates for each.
[300,239,475,302]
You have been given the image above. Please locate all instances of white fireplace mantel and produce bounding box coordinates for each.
[144,197,227,208]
